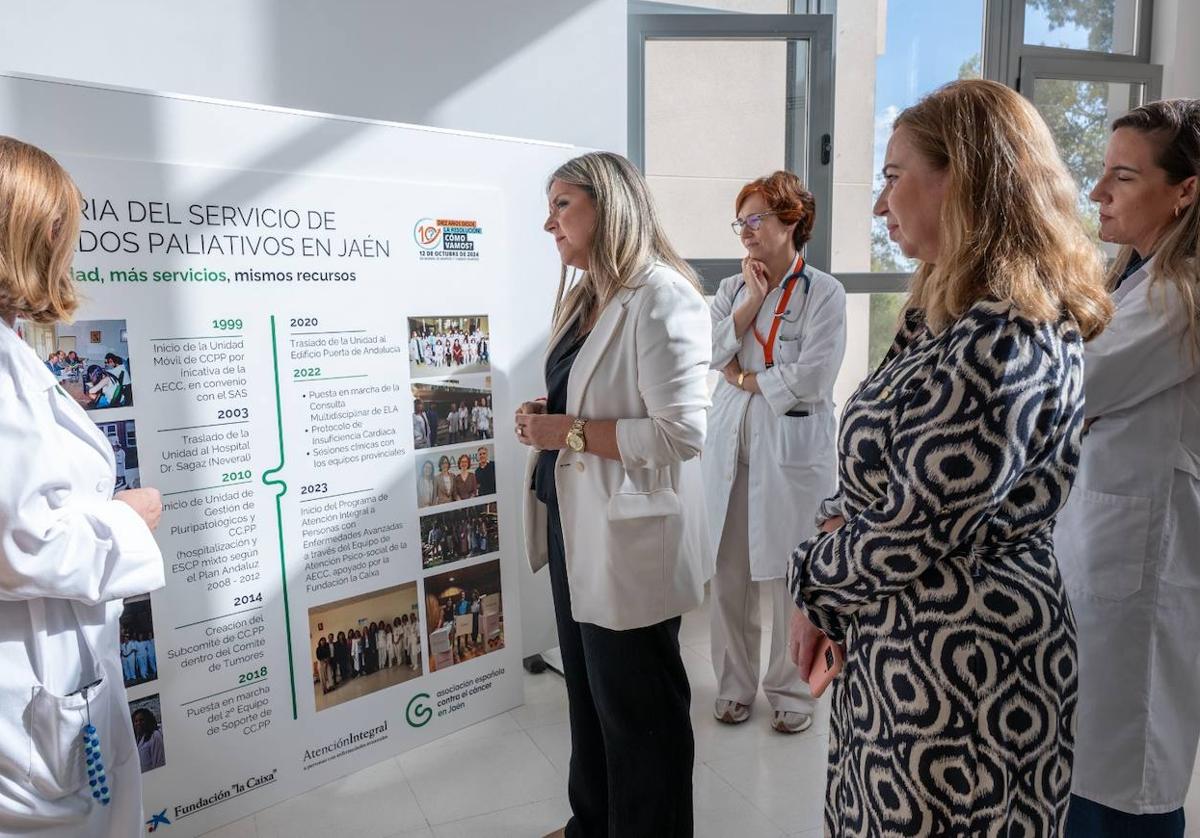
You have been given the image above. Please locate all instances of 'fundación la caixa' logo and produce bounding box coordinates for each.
[412,217,483,262]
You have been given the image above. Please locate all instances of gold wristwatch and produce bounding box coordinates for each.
[737,371,747,389]
[565,418,587,453]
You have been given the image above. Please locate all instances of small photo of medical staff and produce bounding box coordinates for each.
[407,314,490,379]
[129,694,166,774]
[118,594,157,689]
[95,419,140,491]
[411,380,494,450]
[14,317,133,409]
[307,582,422,713]
[416,444,496,510]
[424,559,504,672]
[419,501,499,570]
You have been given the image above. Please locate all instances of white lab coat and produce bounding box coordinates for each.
[702,264,846,580]
[1054,257,1200,814]
[0,319,164,835]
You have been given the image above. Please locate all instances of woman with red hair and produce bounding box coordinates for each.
[702,171,846,733]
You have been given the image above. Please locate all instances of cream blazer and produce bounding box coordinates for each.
[522,263,714,631]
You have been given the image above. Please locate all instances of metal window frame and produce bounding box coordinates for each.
[628,13,835,292]
[1018,55,1163,102]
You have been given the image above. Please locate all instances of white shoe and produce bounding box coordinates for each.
[771,710,813,734]
[714,699,751,724]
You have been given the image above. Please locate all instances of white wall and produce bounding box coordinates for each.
[1152,0,1200,100]
[0,0,626,152]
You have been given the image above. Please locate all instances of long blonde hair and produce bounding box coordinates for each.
[0,136,81,324]
[547,152,698,343]
[894,80,1112,339]
[1107,99,1200,353]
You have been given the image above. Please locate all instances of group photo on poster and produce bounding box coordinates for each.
[118,594,157,688]
[424,559,504,672]
[419,501,499,570]
[407,315,490,379]
[307,583,423,712]
[411,379,494,450]
[415,443,496,509]
[14,317,133,409]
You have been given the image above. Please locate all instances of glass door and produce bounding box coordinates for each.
[629,14,835,290]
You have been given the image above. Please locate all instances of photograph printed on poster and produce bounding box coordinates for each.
[411,379,493,451]
[424,559,504,673]
[118,593,157,689]
[407,315,490,379]
[95,419,140,490]
[416,443,496,509]
[419,501,498,570]
[14,317,133,410]
[129,693,166,774]
[308,582,422,713]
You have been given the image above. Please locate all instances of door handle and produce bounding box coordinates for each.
[821,134,831,165]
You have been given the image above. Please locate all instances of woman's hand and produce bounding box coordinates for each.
[819,515,846,534]
[788,605,827,681]
[722,357,742,386]
[514,413,573,449]
[116,487,163,531]
[741,256,769,303]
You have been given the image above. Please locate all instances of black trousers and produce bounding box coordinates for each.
[1065,794,1184,838]
[546,501,694,838]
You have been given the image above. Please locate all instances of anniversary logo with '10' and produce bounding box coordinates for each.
[413,218,483,262]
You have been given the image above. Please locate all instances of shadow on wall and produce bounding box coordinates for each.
[264,0,613,144]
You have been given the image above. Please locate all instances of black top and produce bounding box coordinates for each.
[1115,250,1148,290]
[533,319,587,507]
[476,461,496,495]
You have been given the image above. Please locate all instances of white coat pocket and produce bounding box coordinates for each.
[1159,447,1200,589]
[1056,488,1152,601]
[26,677,121,801]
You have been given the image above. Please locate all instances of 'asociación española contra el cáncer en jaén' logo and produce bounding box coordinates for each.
[413,217,483,261]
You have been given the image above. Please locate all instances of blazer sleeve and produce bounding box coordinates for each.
[786,315,1063,642]
[616,278,713,468]
[1083,279,1200,418]
[710,274,743,370]
[0,387,163,605]
[757,280,848,416]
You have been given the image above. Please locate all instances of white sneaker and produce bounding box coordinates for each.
[714,699,751,724]
[771,710,813,734]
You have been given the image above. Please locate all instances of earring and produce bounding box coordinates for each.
[1176,205,1184,218]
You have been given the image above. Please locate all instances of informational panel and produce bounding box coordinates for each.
[0,74,575,836]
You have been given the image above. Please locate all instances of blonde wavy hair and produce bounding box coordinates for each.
[1107,99,1200,353]
[547,152,698,343]
[0,136,81,324]
[894,80,1112,339]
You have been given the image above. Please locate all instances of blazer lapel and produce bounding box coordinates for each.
[566,288,635,416]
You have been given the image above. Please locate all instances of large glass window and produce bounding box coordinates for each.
[829,0,985,276]
[1024,0,1140,55]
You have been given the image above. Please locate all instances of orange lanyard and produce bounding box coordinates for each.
[752,256,805,369]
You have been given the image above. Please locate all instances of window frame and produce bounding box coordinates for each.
[627,13,836,292]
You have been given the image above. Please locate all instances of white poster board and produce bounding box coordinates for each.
[0,73,574,836]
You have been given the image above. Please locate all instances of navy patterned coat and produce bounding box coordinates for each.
[789,299,1082,836]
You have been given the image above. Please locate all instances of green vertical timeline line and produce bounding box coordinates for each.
[262,314,298,720]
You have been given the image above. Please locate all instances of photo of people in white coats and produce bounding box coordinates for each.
[118,593,157,688]
[307,582,422,713]
[411,379,493,450]
[408,315,490,379]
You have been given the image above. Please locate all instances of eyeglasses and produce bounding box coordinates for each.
[730,211,779,235]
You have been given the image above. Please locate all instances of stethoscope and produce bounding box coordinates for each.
[731,255,812,369]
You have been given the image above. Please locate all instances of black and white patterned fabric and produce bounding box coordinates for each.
[789,299,1082,836]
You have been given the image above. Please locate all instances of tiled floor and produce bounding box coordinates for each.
[205,596,1200,838]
